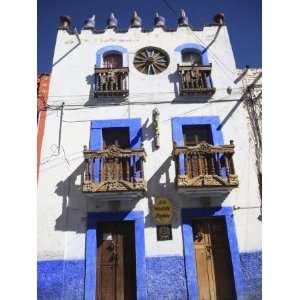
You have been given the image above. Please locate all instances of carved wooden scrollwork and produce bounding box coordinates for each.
[83,179,146,193]
[176,175,238,188]
[83,145,146,160]
[174,141,239,190]
[82,145,146,194]
[173,142,235,157]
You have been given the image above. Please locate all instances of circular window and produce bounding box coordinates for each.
[133,47,169,75]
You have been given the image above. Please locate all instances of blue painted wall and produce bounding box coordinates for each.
[146,256,187,300]
[37,260,85,300]
[240,251,262,300]
[38,256,187,300]
[37,252,261,300]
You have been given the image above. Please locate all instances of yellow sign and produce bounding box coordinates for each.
[152,197,173,224]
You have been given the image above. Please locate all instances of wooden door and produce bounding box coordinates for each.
[96,221,136,300]
[182,51,202,66]
[193,217,236,300]
[102,127,130,181]
[183,125,214,178]
[103,53,123,68]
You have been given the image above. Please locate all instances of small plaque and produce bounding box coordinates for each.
[152,197,173,224]
[157,225,172,241]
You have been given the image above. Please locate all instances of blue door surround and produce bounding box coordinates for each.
[85,211,147,300]
[182,207,244,300]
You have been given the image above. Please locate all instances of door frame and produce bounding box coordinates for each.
[182,207,244,300]
[85,211,147,300]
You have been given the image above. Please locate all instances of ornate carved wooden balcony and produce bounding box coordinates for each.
[94,67,129,98]
[82,145,146,200]
[172,141,239,196]
[177,64,216,96]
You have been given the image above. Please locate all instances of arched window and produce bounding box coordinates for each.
[181,50,202,66]
[103,52,123,68]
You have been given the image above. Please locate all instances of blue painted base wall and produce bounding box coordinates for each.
[37,260,85,300]
[146,256,187,300]
[37,253,261,300]
[240,251,262,300]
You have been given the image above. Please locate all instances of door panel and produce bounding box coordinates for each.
[183,125,214,178]
[103,53,123,68]
[96,222,136,300]
[102,128,131,181]
[193,218,236,300]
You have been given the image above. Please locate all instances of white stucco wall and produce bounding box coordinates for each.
[37,25,261,261]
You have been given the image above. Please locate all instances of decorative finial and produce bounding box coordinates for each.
[178,9,189,27]
[83,15,96,29]
[107,12,118,29]
[213,13,225,25]
[59,16,71,29]
[131,11,142,28]
[154,12,166,27]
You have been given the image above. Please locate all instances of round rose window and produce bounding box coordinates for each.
[133,47,169,75]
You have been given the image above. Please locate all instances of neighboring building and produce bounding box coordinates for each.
[37,11,262,300]
[37,73,50,179]
[237,67,262,201]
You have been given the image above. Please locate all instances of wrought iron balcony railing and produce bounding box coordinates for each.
[172,141,238,192]
[177,64,216,96]
[94,67,129,97]
[82,145,146,195]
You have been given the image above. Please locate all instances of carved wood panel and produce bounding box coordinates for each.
[96,222,136,300]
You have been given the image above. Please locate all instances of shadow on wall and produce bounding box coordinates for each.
[53,123,227,235]
[52,42,81,67]
[144,154,227,230]
[84,73,128,107]
[168,71,212,103]
[55,162,87,234]
[142,118,158,152]
[168,71,180,98]
[144,156,183,230]
[84,74,95,106]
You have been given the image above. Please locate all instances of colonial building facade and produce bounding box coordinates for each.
[37,11,262,300]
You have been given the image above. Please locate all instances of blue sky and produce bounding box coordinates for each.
[37,0,261,74]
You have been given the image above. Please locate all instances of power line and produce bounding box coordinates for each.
[160,0,237,80]
[161,0,178,15]
[45,96,243,112]
[46,87,241,99]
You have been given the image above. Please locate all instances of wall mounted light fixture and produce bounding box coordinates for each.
[153,108,160,149]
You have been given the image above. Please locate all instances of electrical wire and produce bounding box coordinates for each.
[160,0,237,81]
[44,88,243,110]
[44,98,242,112]
[45,87,241,100]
